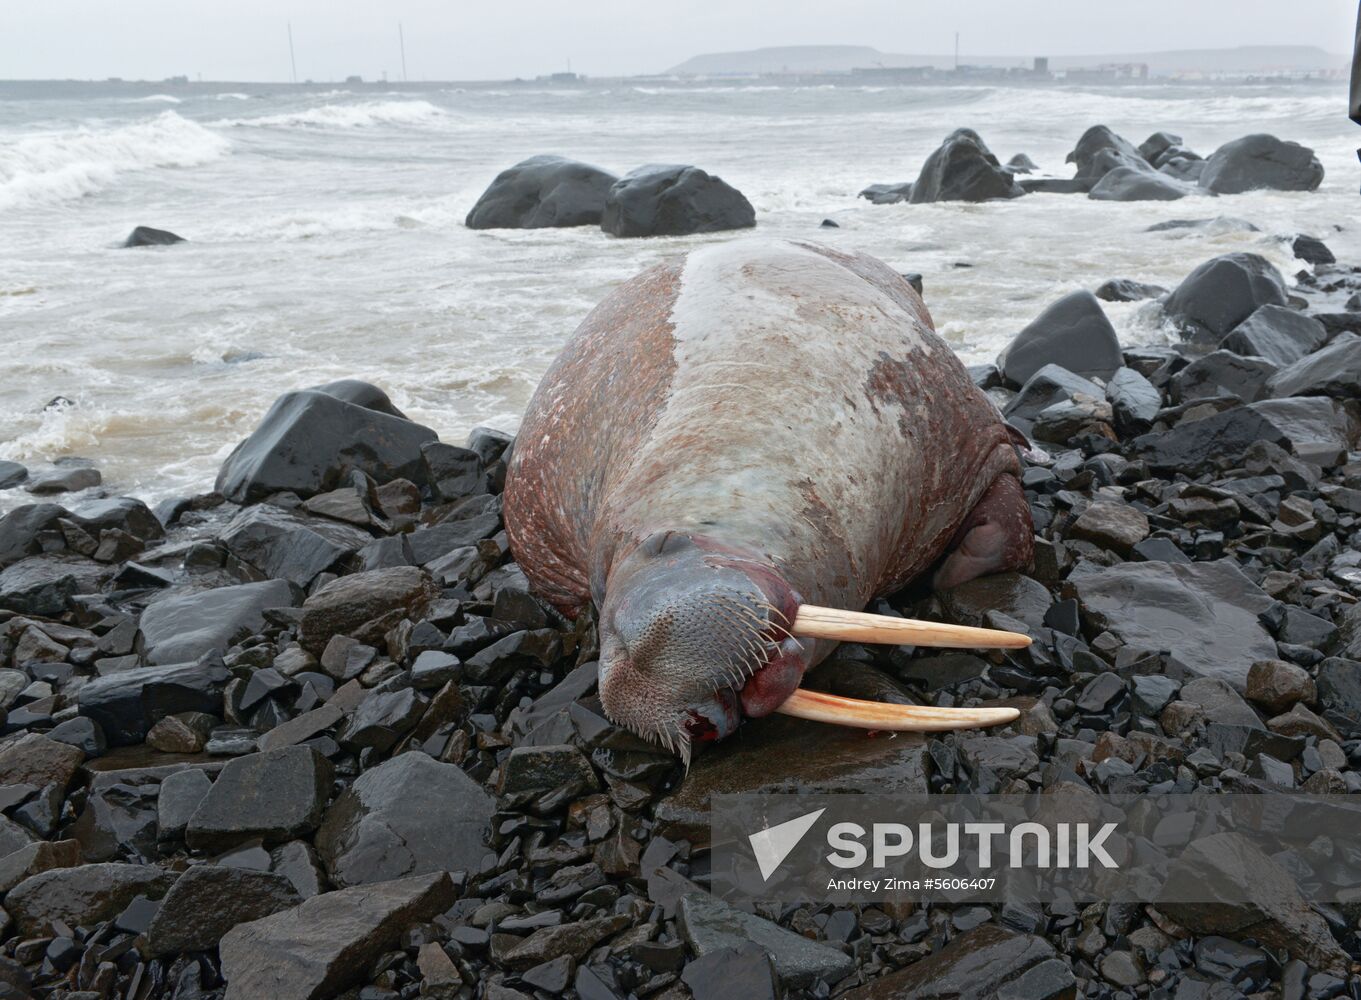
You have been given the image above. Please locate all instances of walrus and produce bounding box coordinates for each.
[504,239,1035,762]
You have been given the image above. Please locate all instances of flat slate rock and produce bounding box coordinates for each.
[841,924,1069,999]
[315,750,495,887]
[678,892,854,988]
[1069,560,1276,690]
[145,864,301,955]
[654,714,927,845]
[187,746,334,851]
[1136,396,1352,473]
[219,504,374,588]
[1221,304,1327,366]
[139,579,296,665]
[219,871,456,1000]
[1267,333,1361,399]
[77,657,230,746]
[6,862,178,936]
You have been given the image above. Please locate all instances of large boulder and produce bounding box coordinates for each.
[1088,166,1192,201]
[600,164,754,237]
[465,155,617,229]
[1069,560,1277,690]
[1162,253,1288,343]
[1136,396,1352,473]
[219,872,457,1000]
[910,129,1021,203]
[315,751,494,887]
[1266,333,1361,399]
[997,290,1121,386]
[1198,134,1324,194]
[1169,349,1277,404]
[0,554,106,616]
[1065,125,1147,184]
[1220,304,1327,366]
[216,381,437,504]
[186,747,334,851]
[145,865,301,956]
[139,579,297,665]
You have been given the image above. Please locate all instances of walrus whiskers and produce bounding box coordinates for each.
[777,690,1020,731]
[790,606,1032,649]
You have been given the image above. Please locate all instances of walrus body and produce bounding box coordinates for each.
[504,239,1032,757]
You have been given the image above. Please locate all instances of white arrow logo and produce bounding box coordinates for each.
[748,808,826,881]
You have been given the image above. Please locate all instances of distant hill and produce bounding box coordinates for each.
[666,44,1349,77]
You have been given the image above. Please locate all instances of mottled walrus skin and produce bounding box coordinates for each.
[504,239,1032,758]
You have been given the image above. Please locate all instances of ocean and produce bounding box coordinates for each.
[1,78,1357,512]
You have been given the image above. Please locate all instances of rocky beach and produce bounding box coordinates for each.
[4,78,1361,1000]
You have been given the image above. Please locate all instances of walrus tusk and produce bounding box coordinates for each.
[791,606,1032,649]
[777,689,1019,731]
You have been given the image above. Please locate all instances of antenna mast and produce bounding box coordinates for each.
[954,32,959,70]
[399,22,408,81]
[288,22,298,83]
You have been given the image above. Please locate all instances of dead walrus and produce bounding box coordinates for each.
[504,239,1034,761]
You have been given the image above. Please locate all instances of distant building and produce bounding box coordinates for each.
[537,72,582,83]
[163,75,188,84]
[1063,62,1149,83]
[345,75,363,84]
[849,66,934,82]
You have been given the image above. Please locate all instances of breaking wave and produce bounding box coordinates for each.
[224,99,447,129]
[0,111,229,211]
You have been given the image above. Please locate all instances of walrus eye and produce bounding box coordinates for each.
[789,605,1032,649]
[774,605,1030,732]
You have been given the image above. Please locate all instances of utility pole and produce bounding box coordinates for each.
[399,22,408,82]
[954,32,959,71]
[288,22,298,84]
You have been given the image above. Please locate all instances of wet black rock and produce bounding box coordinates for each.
[1002,364,1105,435]
[466,155,618,229]
[157,767,212,841]
[1159,832,1348,973]
[1094,278,1166,303]
[1198,134,1324,194]
[1315,657,1361,736]
[910,129,1022,203]
[1169,349,1277,404]
[1006,153,1038,173]
[145,864,301,955]
[77,656,230,746]
[600,164,755,237]
[220,503,373,587]
[1291,233,1335,265]
[858,182,913,204]
[0,732,84,789]
[497,744,599,804]
[1162,253,1288,343]
[0,461,28,489]
[124,226,185,247]
[1069,560,1275,690]
[186,746,334,851]
[1245,659,1315,714]
[1136,397,1352,473]
[655,713,926,842]
[1066,125,1148,184]
[297,565,438,656]
[997,290,1121,386]
[1267,333,1361,399]
[1068,501,1150,556]
[335,685,427,753]
[841,924,1071,999]
[315,750,494,887]
[46,716,106,756]
[219,871,456,1000]
[682,941,778,1000]
[7,862,178,935]
[23,466,102,495]
[1220,304,1327,366]
[678,892,853,988]
[1105,367,1161,435]
[139,578,296,664]
[940,571,1052,629]
[1089,166,1191,201]
[216,381,438,503]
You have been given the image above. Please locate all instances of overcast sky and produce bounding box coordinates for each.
[2,0,1356,82]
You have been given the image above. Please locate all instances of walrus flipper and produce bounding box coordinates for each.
[930,473,1035,590]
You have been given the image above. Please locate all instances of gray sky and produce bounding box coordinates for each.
[1,0,1356,82]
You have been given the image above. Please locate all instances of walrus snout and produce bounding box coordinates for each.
[598,534,809,761]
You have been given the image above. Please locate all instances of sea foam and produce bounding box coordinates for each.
[0,111,228,210]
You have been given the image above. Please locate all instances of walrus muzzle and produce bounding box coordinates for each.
[598,532,1028,764]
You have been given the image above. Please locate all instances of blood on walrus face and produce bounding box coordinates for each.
[502,239,1037,762]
